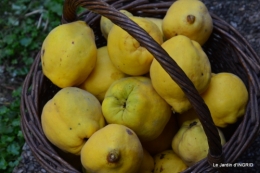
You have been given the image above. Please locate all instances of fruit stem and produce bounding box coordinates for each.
[187,15,195,24]
[107,149,120,163]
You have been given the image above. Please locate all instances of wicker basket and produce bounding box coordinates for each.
[20,0,260,172]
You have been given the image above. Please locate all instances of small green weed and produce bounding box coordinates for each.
[0,0,63,77]
[0,87,24,172]
[0,0,63,172]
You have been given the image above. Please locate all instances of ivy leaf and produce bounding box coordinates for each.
[3,34,16,45]
[11,118,20,127]
[7,143,20,156]
[0,156,7,170]
[20,37,32,47]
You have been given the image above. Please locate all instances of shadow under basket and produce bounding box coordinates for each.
[20,0,260,173]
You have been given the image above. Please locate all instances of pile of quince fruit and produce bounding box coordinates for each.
[40,0,249,172]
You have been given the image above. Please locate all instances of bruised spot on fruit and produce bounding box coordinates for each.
[42,49,45,56]
[69,128,72,130]
[78,123,81,125]
[72,41,74,44]
[160,165,164,172]
[189,121,197,128]
[201,73,204,76]
[160,153,165,159]
[126,128,133,135]
[187,15,195,24]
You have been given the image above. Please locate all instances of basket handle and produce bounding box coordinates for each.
[62,0,224,169]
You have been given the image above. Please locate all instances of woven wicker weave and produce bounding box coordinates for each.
[20,0,260,172]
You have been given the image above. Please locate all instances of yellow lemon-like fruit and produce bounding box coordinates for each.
[144,17,165,40]
[201,72,249,128]
[137,149,155,173]
[107,16,163,76]
[41,21,97,88]
[162,0,213,45]
[80,46,128,102]
[172,119,226,166]
[100,10,133,39]
[81,124,143,173]
[142,114,179,156]
[102,76,172,142]
[150,35,211,113]
[153,150,187,173]
[41,87,105,155]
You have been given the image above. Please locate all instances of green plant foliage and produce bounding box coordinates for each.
[0,0,64,172]
[0,87,24,172]
[0,0,63,76]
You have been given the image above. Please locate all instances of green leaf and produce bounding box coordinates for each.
[3,49,14,57]
[20,37,32,47]
[0,106,8,114]
[0,135,15,143]
[8,17,19,26]
[7,143,20,156]
[50,3,62,15]
[8,158,21,167]
[11,59,18,65]
[0,156,7,170]
[0,125,13,134]
[11,118,20,127]
[12,87,22,97]
[22,57,33,65]
[3,34,15,45]
[17,131,24,138]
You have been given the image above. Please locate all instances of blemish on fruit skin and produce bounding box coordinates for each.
[126,128,133,135]
[160,154,165,159]
[160,166,164,172]
[189,121,197,128]
[69,128,72,130]
[72,41,74,44]
[187,15,196,24]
